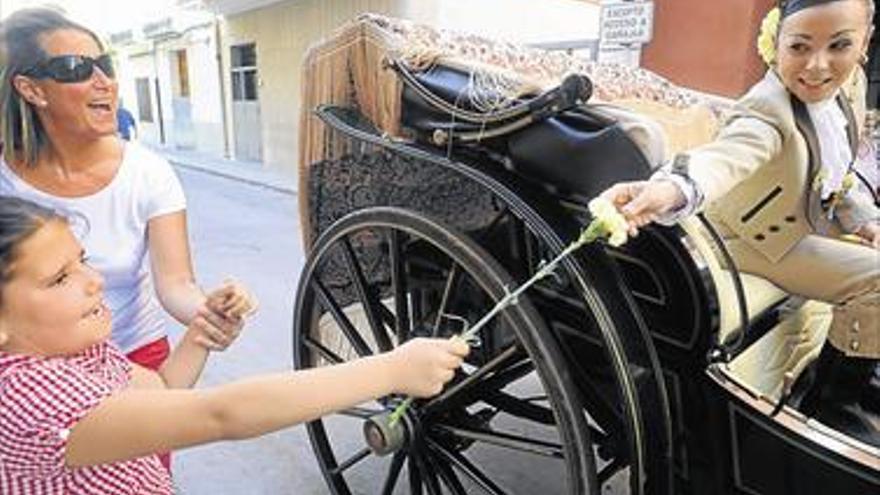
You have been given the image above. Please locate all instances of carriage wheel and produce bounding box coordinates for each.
[293,207,597,494]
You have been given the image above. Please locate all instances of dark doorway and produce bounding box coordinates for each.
[868,6,880,109]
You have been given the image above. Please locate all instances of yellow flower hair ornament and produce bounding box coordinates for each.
[757,7,781,66]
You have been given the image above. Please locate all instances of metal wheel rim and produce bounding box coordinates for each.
[293,207,597,495]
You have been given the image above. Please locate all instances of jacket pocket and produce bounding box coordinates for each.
[740,185,783,223]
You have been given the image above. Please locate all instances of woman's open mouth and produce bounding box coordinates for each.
[86,101,114,117]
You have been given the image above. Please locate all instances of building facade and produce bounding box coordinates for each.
[111,9,227,156]
[203,0,602,178]
[106,0,611,178]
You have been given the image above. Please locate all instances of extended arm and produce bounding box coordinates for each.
[601,114,783,232]
[65,337,469,467]
[683,114,783,203]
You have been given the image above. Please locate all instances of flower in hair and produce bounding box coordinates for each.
[757,7,781,66]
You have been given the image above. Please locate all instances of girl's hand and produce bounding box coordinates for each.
[187,308,243,352]
[600,180,686,236]
[383,337,470,397]
[855,223,880,249]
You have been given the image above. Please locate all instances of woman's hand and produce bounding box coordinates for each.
[383,337,470,397]
[600,180,687,236]
[855,223,880,249]
[193,280,257,352]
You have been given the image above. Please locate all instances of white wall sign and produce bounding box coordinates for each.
[600,0,654,46]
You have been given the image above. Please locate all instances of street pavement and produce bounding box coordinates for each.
[165,166,330,494]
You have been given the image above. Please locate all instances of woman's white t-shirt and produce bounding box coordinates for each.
[0,142,186,353]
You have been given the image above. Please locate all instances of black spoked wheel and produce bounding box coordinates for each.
[293,207,597,494]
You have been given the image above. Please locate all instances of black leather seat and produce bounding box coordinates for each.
[397,62,652,200]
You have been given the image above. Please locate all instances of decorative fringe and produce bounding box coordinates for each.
[298,15,406,241]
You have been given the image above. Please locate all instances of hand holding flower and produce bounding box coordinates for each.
[382,337,470,397]
[599,180,685,236]
[586,196,631,247]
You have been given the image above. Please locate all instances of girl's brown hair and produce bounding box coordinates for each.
[0,196,64,303]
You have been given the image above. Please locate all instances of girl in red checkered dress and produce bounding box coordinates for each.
[0,196,469,494]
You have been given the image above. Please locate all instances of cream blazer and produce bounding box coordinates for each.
[686,69,879,262]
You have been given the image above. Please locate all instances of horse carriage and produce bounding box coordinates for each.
[291,15,880,495]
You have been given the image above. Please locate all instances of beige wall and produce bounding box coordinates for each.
[220,0,406,177]
[220,0,601,178]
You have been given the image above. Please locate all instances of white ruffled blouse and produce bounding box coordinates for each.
[806,96,853,200]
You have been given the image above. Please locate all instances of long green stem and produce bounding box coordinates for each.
[387,220,605,427]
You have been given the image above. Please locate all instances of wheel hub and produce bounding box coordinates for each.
[364,410,413,456]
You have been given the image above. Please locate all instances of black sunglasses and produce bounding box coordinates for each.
[22,54,115,83]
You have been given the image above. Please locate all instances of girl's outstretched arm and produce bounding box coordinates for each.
[65,337,468,467]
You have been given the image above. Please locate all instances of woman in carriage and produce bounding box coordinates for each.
[602,0,880,446]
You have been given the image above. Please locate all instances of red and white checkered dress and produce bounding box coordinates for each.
[0,342,172,494]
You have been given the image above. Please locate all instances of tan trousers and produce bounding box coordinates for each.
[725,234,880,359]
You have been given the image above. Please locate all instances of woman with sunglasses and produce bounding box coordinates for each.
[0,6,251,455]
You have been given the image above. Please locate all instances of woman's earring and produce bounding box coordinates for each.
[861,53,869,65]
